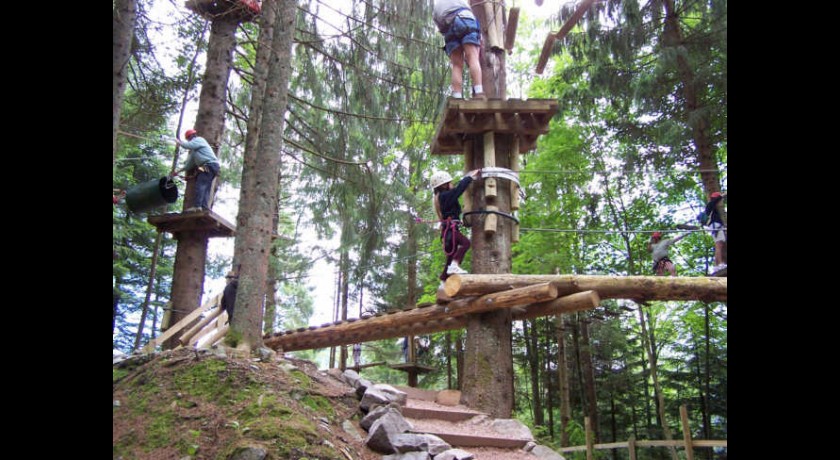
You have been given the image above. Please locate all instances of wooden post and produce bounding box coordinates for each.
[484,132,497,199]
[680,404,695,460]
[510,137,520,211]
[484,205,498,234]
[482,0,503,50]
[504,7,520,54]
[463,140,473,217]
[584,416,594,460]
[628,435,637,460]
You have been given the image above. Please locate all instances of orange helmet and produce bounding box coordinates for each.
[652,231,662,239]
[710,191,722,198]
[184,129,198,139]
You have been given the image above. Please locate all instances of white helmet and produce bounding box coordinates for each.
[430,171,453,189]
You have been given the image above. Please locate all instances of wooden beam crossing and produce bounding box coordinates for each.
[263,275,726,352]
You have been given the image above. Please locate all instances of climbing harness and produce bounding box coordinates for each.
[440,217,462,256]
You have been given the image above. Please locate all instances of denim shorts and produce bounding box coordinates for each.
[444,15,481,56]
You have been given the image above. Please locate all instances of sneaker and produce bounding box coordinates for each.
[447,263,468,275]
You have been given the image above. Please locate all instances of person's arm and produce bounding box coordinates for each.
[672,232,689,244]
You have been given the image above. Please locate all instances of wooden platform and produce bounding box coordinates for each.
[389,362,436,374]
[185,0,260,22]
[431,98,559,155]
[147,209,236,238]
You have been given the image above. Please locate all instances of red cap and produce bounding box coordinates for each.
[710,191,722,198]
[184,129,197,139]
[652,231,662,239]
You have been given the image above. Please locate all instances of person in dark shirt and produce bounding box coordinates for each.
[221,271,238,324]
[703,191,727,271]
[431,169,481,282]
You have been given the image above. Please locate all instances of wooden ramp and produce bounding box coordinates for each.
[431,98,558,155]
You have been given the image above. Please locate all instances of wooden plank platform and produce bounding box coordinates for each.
[185,0,260,22]
[389,362,436,374]
[147,209,236,238]
[431,98,559,155]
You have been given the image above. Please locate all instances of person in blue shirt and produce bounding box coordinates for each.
[172,128,221,212]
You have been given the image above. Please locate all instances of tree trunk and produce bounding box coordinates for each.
[571,318,587,420]
[527,319,544,426]
[329,273,340,368]
[446,331,453,389]
[133,232,163,351]
[459,0,513,418]
[556,314,571,446]
[637,303,679,460]
[662,0,725,261]
[544,318,555,439]
[230,0,295,351]
[113,0,136,168]
[166,14,239,349]
[580,316,599,443]
[185,17,237,210]
[338,249,350,369]
[610,392,618,460]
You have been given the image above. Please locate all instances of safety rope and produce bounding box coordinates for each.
[462,208,520,226]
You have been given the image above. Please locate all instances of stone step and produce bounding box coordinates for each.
[414,431,530,449]
[402,405,484,422]
[393,385,438,401]
[405,417,531,450]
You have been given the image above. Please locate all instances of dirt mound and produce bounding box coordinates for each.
[113,348,380,460]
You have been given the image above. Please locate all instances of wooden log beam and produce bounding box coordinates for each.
[536,0,597,74]
[444,274,727,302]
[513,290,600,321]
[270,283,559,352]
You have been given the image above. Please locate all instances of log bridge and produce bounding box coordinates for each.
[263,274,726,352]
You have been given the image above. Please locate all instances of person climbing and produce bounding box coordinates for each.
[702,191,727,271]
[221,270,239,324]
[431,169,481,282]
[353,343,362,367]
[433,0,485,100]
[648,231,688,276]
[171,128,220,212]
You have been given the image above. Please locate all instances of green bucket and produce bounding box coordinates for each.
[125,176,179,213]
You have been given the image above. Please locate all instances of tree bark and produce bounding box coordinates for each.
[230,0,295,351]
[113,0,136,169]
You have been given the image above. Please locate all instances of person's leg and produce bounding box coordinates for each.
[714,240,724,266]
[452,230,471,265]
[449,46,465,97]
[194,169,213,209]
[666,261,676,276]
[463,43,483,95]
